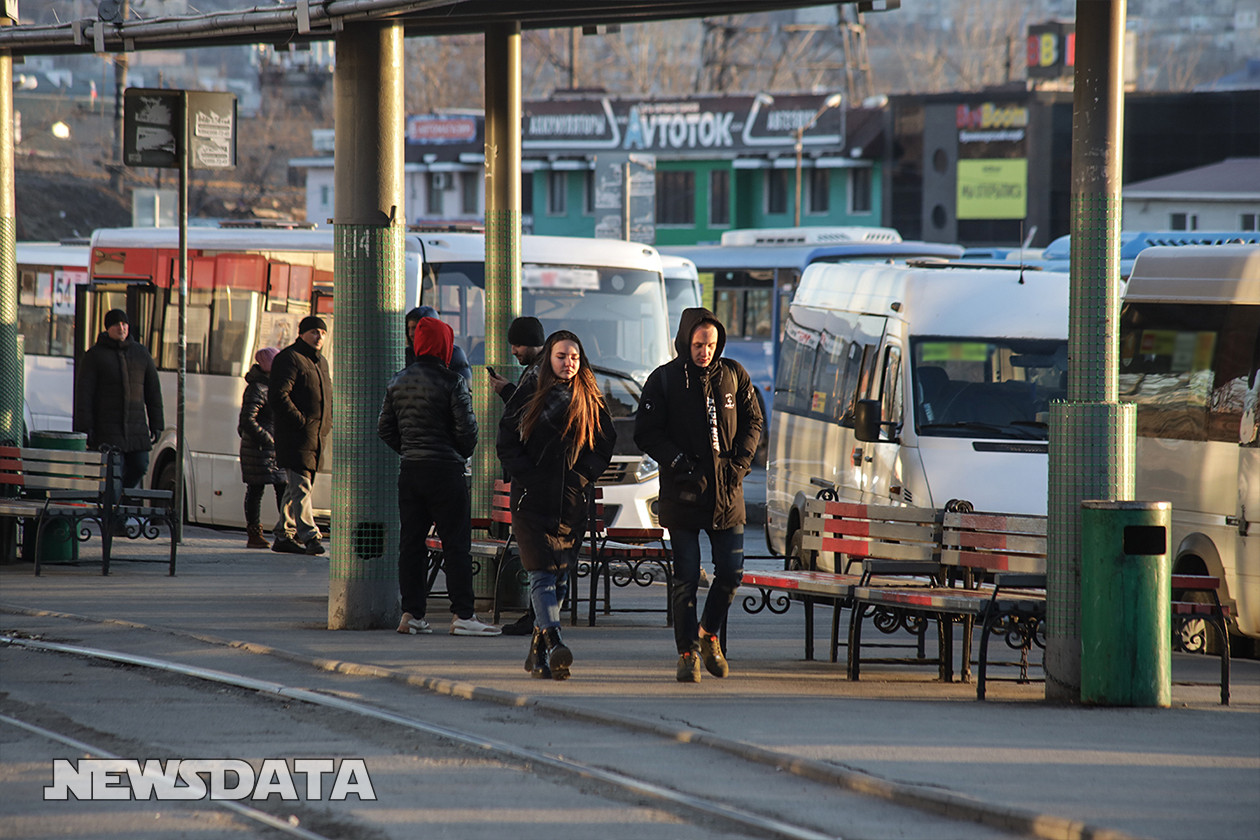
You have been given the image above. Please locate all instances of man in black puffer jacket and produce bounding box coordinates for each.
[635,307,763,683]
[73,308,164,489]
[269,315,332,556]
[379,317,498,637]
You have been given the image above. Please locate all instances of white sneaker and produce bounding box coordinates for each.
[450,614,501,636]
[397,612,432,635]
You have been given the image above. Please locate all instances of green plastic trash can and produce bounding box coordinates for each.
[26,431,89,566]
[1080,500,1172,707]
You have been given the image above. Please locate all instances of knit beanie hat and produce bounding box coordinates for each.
[104,309,129,328]
[298,315,328,334]
[254,346,280,372]
[508,316,544,347]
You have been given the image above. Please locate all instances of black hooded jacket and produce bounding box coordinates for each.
[73,332,164,453]
[634,307,763,531]
[238,364,287,486]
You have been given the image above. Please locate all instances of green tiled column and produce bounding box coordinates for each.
[1045,0,1133,701]
[328,22,405,629]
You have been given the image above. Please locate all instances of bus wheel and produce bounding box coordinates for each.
[155,459,188,524]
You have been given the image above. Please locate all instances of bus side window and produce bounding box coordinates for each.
[878,346,903,440]
[811,332,847,421]
[715,288,743,338]
[842,344,879,425]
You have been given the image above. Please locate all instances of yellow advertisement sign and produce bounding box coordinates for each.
[957,159,1027,220]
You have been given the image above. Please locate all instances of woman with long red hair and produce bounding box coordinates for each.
[497,330,616,679]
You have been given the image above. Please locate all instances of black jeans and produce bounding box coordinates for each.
[121,450,150,490]
[398,461,475,621]
[670,525,744,655]
[244,482,287,529]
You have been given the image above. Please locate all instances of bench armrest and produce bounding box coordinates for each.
[992,573,1046,590]
[46,489,102,502]
[121,488,174,503]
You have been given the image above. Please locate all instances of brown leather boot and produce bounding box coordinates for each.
[246,525,270,549]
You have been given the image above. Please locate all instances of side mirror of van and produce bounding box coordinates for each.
[854,399,882,442]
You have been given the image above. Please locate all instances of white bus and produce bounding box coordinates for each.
[80,225,426,528]
[15,241,91,436]
[1121,244,1260,648]
[660,254,701,340]
[765,260,1069,565]
[415,232,670,530]
[660,228,964,441]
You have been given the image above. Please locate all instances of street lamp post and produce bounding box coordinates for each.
[794,93,843,227]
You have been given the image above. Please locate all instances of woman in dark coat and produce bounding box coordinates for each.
[497,330,615,680]
[238,347,288,549]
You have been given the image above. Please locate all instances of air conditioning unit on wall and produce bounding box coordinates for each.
[430,171,452,190]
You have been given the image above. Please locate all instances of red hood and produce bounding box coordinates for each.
[413,317,453,366]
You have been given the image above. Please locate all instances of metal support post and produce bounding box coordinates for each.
[0,38,19,449]
[478,23,522,523]
[328,21,406,630]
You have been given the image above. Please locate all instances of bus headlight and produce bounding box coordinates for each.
[635,454,659,483]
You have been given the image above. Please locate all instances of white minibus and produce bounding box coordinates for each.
[1121,244,1260,648]
[766,261,1069,566]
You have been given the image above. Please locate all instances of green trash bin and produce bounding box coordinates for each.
[26,431,89,566]
[1080,500,1172,708]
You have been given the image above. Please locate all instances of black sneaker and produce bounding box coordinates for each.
[304,539,326,556]
[501,611,536,636]
[271,537,307,554]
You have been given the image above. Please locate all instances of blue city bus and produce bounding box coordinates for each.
[660,229,963,441]
[1035,230,1260,278]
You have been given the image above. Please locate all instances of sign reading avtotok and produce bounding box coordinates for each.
[45,758,375,801]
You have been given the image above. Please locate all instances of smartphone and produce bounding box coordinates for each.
[485,366,496,377]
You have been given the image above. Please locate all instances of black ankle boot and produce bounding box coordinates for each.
[524,628,551,679]
[542,627,572,681]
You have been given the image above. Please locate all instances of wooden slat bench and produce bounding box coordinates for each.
[0,445,177,576]
[942,510,1048,699]
[579,487,673,627]
[740,496,942,662]
[1171,574,1230,705]
[848,508,1047,692]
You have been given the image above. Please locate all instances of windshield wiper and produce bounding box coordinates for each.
[919,421,1043,440]
[592,364,638,385]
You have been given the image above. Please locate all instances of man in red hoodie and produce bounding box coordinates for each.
[378,317,499,636]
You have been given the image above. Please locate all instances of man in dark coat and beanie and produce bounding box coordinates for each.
[634,307,762,683]
[379,317,499,636]
[73,308,164,489]
[269,315,332,556]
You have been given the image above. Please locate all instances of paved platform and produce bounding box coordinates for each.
[2,525,1258,840]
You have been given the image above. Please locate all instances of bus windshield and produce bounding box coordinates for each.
[911,337,1068,440]
[427,261,668,383]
